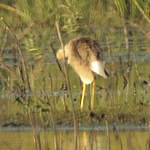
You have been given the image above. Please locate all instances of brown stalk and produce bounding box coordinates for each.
[0,27,7,56]
[50,44,68,112]
[122,17,132,102]
[105,120,110,150]
[28,113,42,150]
[49,103,59,150]
[55,21,78,150]
[50,43,66,79]
[43,89,59,150]
[0,17,31,91]
[106,36,114,74]
[0,3,25,17]
[123,19,130,64]
[0,20,38,148]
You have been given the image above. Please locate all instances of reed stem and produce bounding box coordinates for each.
[55,21,78,150]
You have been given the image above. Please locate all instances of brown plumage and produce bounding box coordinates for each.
[57,36,108,110]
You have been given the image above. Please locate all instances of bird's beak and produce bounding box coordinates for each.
[104,69,109,78]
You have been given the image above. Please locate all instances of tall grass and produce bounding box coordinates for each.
[0,0,149,129]
[0,0,150,150]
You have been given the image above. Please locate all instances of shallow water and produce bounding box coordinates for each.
[0,129,150,150]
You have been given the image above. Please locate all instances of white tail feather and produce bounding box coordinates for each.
[90,61,107,78]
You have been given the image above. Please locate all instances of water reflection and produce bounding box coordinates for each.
[0,129,150,150]
[81,131,107,150]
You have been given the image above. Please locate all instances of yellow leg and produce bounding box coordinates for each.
[91,81,95,110]
[80,83,86,110]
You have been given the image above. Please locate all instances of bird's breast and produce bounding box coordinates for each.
[70,61,94,84]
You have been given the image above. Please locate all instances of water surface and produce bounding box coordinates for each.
[0,129,150,150]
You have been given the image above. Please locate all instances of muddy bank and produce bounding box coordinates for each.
[0,103,149,128]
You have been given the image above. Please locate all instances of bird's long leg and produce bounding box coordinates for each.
[80,83,86,110]
[91,81,95,110]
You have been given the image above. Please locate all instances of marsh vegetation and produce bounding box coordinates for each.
[0,0,150,149]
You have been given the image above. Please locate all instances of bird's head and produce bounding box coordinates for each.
[56,47,68,61]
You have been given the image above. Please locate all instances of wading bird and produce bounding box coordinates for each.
[56,37,109,110]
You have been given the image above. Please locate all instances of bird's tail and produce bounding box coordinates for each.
[90,61,109,78]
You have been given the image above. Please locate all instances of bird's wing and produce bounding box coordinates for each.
[71,37,104,65]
